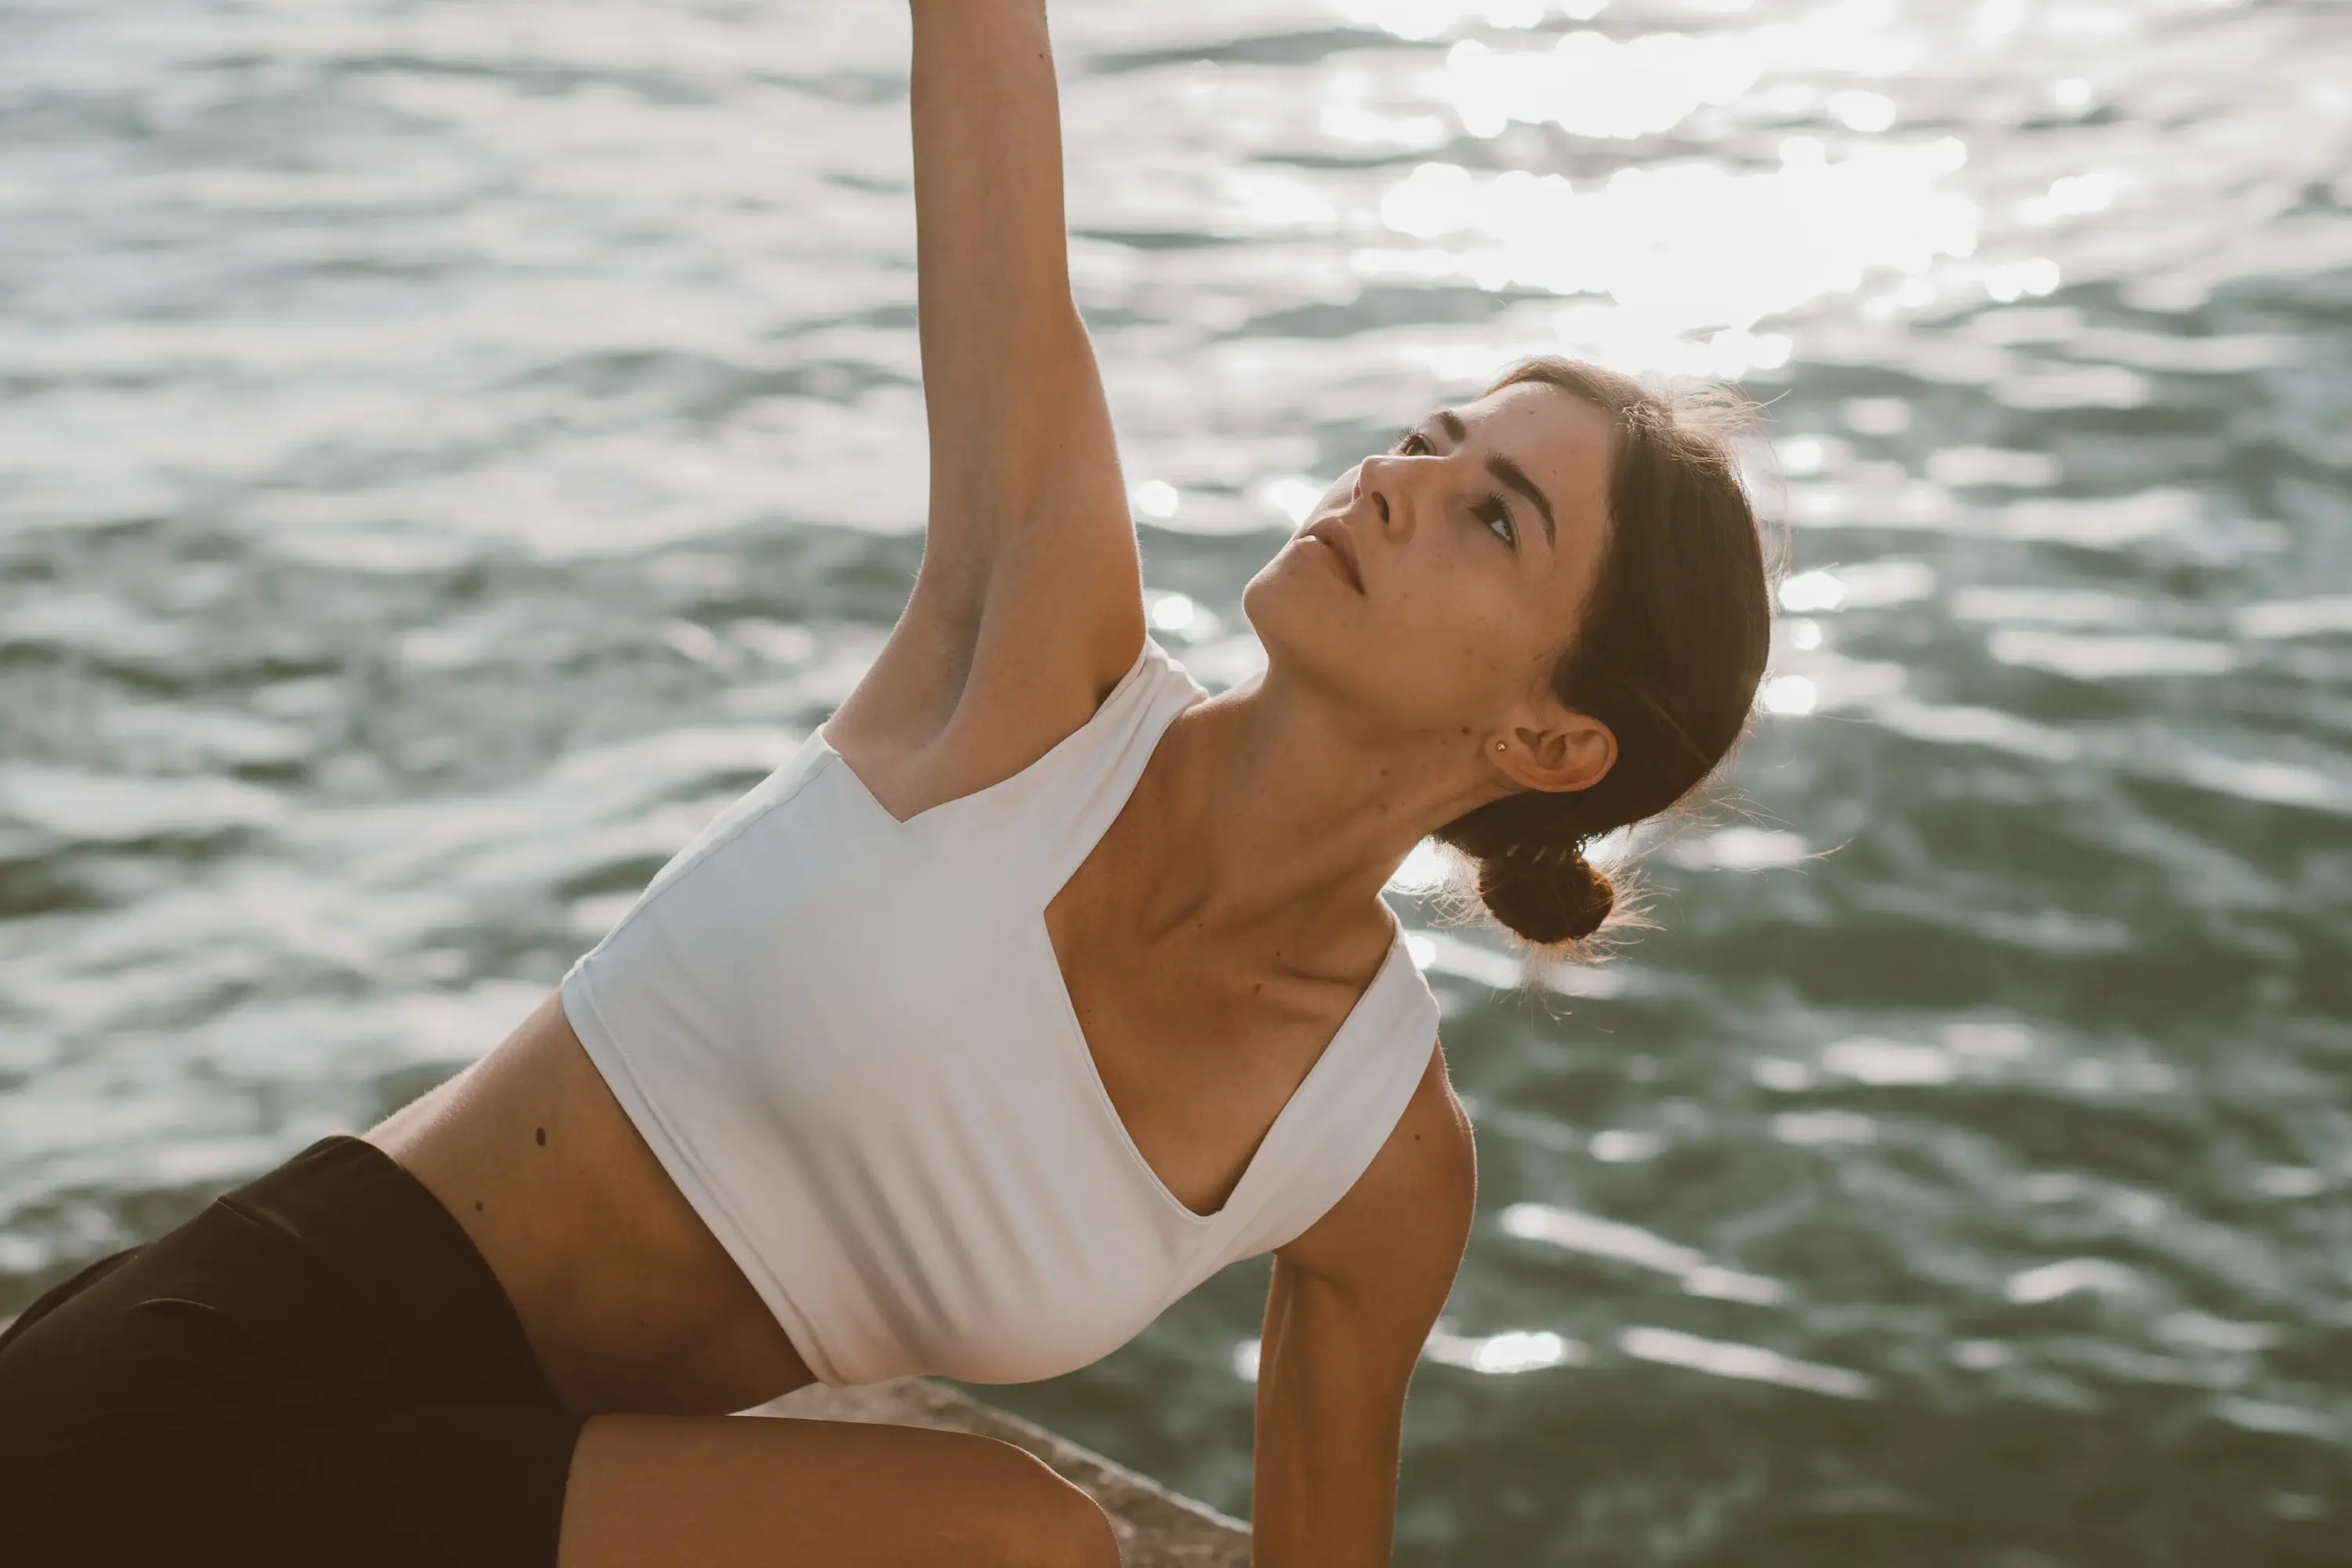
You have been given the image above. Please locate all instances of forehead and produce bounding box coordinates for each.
[1452,381,1618,531]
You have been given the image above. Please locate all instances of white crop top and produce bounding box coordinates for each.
[560,637,1441,1388]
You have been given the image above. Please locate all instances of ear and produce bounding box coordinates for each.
[1490,704,1616,796]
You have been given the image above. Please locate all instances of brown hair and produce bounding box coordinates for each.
[1433,357,1774,949]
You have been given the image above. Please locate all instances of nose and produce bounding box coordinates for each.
[1355,453,1413,536]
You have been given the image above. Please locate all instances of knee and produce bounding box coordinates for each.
[974,1443,1123,1568]
[1033,1481,1122,1568]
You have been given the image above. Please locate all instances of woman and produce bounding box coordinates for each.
[0,3,1771,1564]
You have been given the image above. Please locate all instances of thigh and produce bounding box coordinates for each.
[561,1412,1122,1568]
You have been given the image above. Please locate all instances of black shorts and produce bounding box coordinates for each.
[0,1136,584,1567]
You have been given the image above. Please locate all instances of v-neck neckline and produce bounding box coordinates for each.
[1036,918,1408,1226]
[1033,678,1410,1225]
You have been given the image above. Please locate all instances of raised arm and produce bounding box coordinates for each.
[826,0,1144,804]
[1253,1046,1476,1566]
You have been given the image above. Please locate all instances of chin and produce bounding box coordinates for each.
[1241,561,1418,728]
[1240,552,1349,684]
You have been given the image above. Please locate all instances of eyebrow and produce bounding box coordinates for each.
[1434,408,1557,547]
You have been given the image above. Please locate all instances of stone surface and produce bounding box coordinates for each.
[753,1378,1252,1566]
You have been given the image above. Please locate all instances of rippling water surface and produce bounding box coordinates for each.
[6,0,2351,1562]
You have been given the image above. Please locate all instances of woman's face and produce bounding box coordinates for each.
[1243,379,1619,751]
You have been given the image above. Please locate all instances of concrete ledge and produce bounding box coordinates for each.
[752,1379,1251,1566]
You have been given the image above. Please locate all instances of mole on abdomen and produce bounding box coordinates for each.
[474,1200,485,1213]
[535,1126,546,1147]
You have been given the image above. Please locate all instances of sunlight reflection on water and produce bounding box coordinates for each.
[5,0,2352,1561]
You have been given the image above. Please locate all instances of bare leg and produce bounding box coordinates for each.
[559,1413,1123,1567]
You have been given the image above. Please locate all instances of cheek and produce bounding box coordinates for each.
[1400,539,1522,646]
[1375,552,1536,705]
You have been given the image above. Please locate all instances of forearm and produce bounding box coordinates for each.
[1251,1260,1408,1567]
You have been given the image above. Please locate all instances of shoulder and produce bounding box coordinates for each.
[824,608,1147,821]
[1276,1038,1475,1302]
[950,603,1153,764]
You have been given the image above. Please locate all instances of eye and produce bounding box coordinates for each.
[1474,492,1518,549]
[1394,430,1432,456]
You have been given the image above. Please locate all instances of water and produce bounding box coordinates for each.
[5,0,2350,1561]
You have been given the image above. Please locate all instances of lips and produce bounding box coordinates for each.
[1301,517,1365,594]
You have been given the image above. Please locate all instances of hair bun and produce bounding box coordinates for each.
[1475,841,1615,946]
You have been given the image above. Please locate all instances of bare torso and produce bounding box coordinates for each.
[368,994,815,1416]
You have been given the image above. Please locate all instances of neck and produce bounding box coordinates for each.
[1132,662,1500,958]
